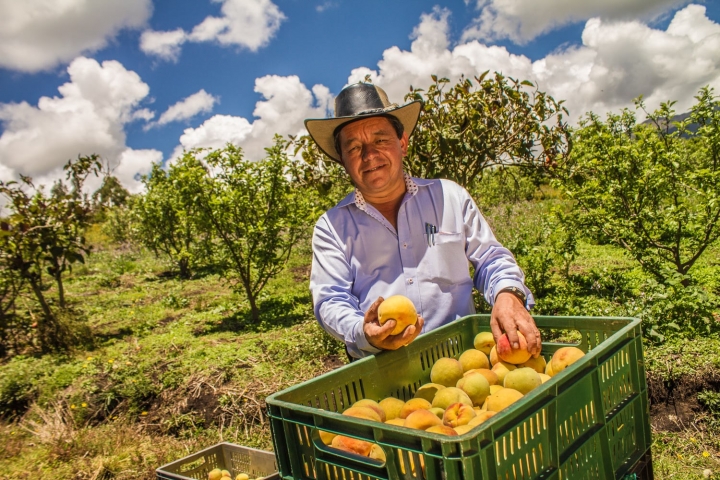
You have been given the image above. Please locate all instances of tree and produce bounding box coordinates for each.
[552,86,720,284]
[175,137,312,322]
[92,175,129,209]
[134,163,210,279]
[404,73,571,188]
[0,155,99,351]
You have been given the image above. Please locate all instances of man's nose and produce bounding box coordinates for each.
[362,143,379,161]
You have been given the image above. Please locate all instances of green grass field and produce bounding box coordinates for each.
[1,209,719,479]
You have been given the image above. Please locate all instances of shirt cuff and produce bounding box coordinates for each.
[491,280,535,310]
[351,319,382,358]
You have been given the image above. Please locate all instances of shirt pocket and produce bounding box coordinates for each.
[425,231,470,285]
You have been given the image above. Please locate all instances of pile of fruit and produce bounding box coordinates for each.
[207,468,265,480]
[322,327,585,461]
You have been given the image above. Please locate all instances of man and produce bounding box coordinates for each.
[306,82,541,359]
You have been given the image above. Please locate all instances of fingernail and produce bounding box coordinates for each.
[513,342,519,349]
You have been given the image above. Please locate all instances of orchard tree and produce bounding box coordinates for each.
[176,137,313,322]
[0,155,99,351]
[134,162,211,278]
[404,73,571,188]
[553,86,720,284]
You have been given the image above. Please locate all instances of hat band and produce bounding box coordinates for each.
[355,104,399,116]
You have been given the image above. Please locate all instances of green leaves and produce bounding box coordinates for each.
[553,86,720,284]
[404,72,570,188]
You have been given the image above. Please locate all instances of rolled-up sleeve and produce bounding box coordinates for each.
[310,215,381,358]
[460,189,535,309]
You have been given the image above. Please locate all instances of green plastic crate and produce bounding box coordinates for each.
[267,315,651,480]
[156,442,280,480]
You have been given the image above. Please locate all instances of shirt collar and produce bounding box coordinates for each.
[353,172,418,212]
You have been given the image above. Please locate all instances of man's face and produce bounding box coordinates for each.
[338,116,409,200]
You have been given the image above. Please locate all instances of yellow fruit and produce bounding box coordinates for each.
[430,358,464,387]
[378,295,418,335]
[538,373,551,383]
[378,397,405,421]
[385,418,405,427]
[425,425,458,436]
[414,383,445,403]
[503,367,542,395]
[221,470,231,478]
[467,410,496,426]
[431,387,472,410]
[486,388,524,412]
[403,409,442,430]
[496,332,532,364]
[491,361,516,385]
[343,406,382,423]
[209,469,223,480]
[318,429,336,445]
[429,407,445,419]
[235,475,250,480]
[369,443,387,462]
[489,385,504,394]
[331,435,373,456]
[545,360,555,377]
[443,402,476,427]
[454,424,474,435]
[456,372,491,406]
[518,355,547,374]
[489,346,499,366]
[399,398,432,419]
[550,347,585,375]
[352,399,386,422]
[464,368,499,385]
[473,331,495,355]
[458,349,490,371]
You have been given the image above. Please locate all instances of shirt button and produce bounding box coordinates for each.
[403,243,408,248]
[407,278,414,284]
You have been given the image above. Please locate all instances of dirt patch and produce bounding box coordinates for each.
[321,354,346,371]
[647,372,720,431]
[291,265,311,282]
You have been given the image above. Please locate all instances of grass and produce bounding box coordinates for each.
[1,212,719,479]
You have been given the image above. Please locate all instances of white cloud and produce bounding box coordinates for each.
[0,57,161,192]
[148,90,218,129]
[462,0,688,44]
[172,76,332,161]
[0,0,151,72]
[139,28,187,62]
[316,2,338,13]
[142,0,285,61]
[113,148,161,194]
[349,4,720,125]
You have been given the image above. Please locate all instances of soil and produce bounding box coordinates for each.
[647,372,720,431]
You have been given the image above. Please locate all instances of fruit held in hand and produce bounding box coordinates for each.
[378,295,418,335]
[496,332,532,364]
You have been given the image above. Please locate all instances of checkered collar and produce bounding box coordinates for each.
[353,172,418,211]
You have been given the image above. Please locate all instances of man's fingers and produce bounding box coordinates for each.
[364,297,384,324]
[490,317,503,345]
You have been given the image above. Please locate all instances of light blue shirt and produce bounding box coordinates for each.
[310,176,534,358]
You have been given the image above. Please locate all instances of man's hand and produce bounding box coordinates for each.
[490,292,542,357]
[363,297,425,350]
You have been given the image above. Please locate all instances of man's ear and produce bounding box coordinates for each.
[400,132,409,156]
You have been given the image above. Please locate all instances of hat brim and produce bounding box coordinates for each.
[304,101,423,162]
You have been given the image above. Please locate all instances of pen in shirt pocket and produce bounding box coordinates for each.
[425,222,437,247]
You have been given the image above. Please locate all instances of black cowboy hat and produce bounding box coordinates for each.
[304,83,422,162]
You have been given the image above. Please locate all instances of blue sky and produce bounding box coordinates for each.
[0,0,719,192]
